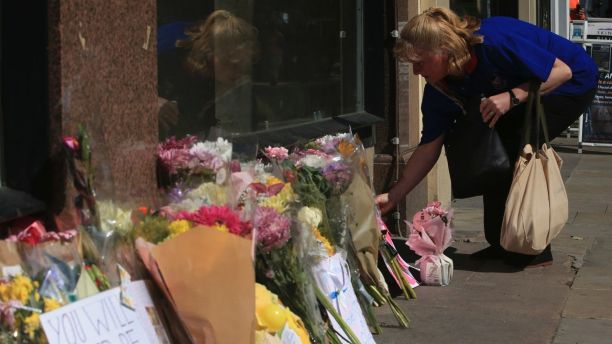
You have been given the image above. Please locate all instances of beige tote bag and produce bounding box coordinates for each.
[500,84,568,255]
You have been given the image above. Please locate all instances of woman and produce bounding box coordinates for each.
[375,7,597,267]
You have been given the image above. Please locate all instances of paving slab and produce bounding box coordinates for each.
[571,266,612,291]
[563,289,612,320]
[553,318,612,344]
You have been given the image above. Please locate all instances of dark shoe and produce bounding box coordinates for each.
[504,248,553,269]
[470,246,506,261]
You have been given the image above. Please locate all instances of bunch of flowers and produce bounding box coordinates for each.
[158,136,233,212]
[406,201,454,286]
[0,274,62,343]
[63,128,137,287]
[12,223,83,304]
[248,171,327,343]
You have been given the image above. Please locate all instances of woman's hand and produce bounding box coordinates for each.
[375,193,395,215]
[479,93,511,128]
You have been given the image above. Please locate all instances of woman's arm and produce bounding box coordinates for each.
[375,134,445,214]
[480,58,573,127]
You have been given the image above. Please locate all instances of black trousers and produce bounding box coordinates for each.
[482,88,596,256]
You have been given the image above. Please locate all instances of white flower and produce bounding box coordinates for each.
[298,154,327,169]
[186,182,228,205]
[189,138,232,162]
[297,206,322,227]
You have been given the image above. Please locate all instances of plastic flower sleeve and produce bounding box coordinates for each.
[63,126,140,288]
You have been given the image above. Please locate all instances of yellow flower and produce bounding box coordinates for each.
[255,284,309,344]
[257,182,295,214]
[0,283,9,302]
[276,183,296,204]
[260,196,287,214]
[44,298,62,312]
[23,313,40,338]
[211,224,229,233]
[297,207,322,228]
[313,227,335,256]
[266,176,283,185]
[167,219,192,239]
[2,275,35,303]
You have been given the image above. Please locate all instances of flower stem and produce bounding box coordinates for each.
[314,284,362,344]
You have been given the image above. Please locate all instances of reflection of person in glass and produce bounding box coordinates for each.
[158,10,260,138]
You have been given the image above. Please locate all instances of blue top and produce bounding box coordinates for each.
[419,16,598,144]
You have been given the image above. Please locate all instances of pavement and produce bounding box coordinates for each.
[373,137,612,344]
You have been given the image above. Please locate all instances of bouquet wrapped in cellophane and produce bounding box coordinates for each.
[245,162,326,343]
[303,133,414,329]
[0,219,111,343]
[63,128,142,287]
[406,202,454,286]
[137,136,257,343]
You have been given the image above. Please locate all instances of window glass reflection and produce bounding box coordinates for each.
[157,1,357,140]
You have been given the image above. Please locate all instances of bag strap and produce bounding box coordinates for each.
[522,81,550,147]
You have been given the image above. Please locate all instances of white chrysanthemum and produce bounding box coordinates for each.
[297,206,322,227]
[298,154,326,169]
[189,138,232,162]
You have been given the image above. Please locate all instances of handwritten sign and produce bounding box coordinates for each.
[41,280,169,344]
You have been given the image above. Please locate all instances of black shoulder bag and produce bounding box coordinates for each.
[444,95,511,198]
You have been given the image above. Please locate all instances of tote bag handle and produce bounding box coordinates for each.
[522,81,550,148]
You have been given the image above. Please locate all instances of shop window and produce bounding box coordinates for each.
[450,0,518,18]
[0,1,48,224]
[157,0,375,146]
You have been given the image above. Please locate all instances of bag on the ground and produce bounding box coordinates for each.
[501,83,568,255]
[444,96,510,199]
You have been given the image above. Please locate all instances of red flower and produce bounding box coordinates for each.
[175,205,251,237]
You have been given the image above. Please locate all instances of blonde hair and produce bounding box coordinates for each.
[176,10,259,76]
[394,7,483,76]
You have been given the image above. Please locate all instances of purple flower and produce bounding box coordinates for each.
[321,161,353,195]
[254,207,291,252]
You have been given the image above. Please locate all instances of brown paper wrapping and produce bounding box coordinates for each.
[342,170,385,290]
[148,226,255,344]
[0,240,23,276]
